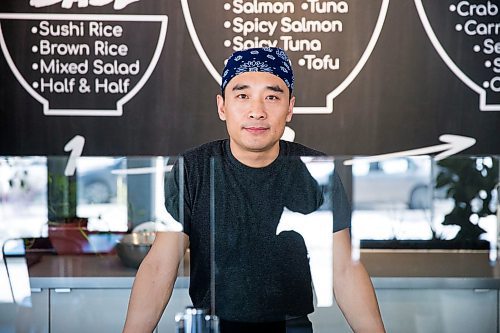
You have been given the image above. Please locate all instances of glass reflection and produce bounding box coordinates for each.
[351,155,499,253]
[1,239,31,305]
[0,157,48,239]
[75,157,127,232]
[352,156,434,243]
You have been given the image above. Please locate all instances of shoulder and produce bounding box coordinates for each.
[280,140,325,157]
[182,139,226,161]
[167,140,227,190]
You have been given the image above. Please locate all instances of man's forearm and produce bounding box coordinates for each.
[334,261,385,333]
[122,258,176,333]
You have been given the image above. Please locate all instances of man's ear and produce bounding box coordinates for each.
[286,96,295,123]
[216,94,226,121]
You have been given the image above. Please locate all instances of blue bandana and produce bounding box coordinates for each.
[221,47,294,94]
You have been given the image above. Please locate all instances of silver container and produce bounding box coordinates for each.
[115,232,156,269]
[175,307,219,333]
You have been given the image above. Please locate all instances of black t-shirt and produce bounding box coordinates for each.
[165,139,351,322]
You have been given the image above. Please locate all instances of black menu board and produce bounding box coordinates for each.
[0,0,499,156]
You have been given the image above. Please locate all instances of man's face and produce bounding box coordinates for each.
[216,71,295,156]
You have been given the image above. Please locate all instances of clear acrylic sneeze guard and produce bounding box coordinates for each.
[210,156,339,330]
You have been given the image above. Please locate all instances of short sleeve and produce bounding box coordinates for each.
[332,172,351,233]
[164,158,191,235]
[283,157,324,214]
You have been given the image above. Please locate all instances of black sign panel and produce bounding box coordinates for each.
[0,0,499,156]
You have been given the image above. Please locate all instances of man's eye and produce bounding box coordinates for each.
[236,94,248,99]
[266,95,279,100]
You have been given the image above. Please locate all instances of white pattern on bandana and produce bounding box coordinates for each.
[235,60,273,75]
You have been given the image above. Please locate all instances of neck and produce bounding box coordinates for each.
[229,140,280,168]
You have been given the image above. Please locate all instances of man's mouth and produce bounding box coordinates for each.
[243,126,269,134]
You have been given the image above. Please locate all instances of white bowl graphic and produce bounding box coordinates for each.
[415,0,500,112]
[181,0,389,114]
[0,13,168,116]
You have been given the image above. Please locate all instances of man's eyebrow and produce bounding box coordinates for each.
[267,85,284,93]
[232,84,249,91]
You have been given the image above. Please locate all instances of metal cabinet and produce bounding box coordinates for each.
[310,299,351,333]
[310,288,498,333]
[377,289,498,333]
[49,287,191,333]
[3,286,496,332]
[0,288,49,333]
[50,288,131,333]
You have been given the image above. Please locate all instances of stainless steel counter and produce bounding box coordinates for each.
[26,250,500,290]
[27,254,189,289]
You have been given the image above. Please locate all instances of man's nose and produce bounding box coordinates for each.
[248,100,266,119]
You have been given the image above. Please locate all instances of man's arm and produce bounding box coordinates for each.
[123,231,189,333]
[333,228,385,333]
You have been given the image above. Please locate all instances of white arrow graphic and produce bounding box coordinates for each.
[343,134,476,166]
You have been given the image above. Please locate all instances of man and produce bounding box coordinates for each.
[123,47,385,333]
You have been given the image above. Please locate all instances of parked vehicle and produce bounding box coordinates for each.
[352,157,434,209]
[77,158,125,204]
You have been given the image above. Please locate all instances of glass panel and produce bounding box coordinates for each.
[351,155,500,253]
[0,154,498,331]
[210,156,336,328]
[0,155,190,331]
[0,156,186,290]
